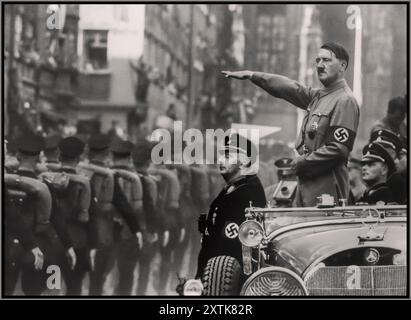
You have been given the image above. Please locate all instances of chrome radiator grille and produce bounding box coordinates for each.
[305,266,407,296]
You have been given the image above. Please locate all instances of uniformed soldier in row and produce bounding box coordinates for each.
[264,157,298,207]
[132,140,161,295]
[50,136,91,295]
[196,132,266,278]
[110,139,145,295]
[187,163,210,278]
[169,162,195,285]
[148,161,182,294]
[81,134,143,295]
[357,143,396,204]
[5,134,65,295]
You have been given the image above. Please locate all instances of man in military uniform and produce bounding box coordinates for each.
[196,132,266,278]
[110,139,145,295]
[264,157,297,207]
[223,42,360,207]
[369,129,407,204]
[357,143,396,205]
[148,162,181,294]
[7,133,65,295]
[49,136,91,295]
[83,134,142,295]
[132,140,161,295]
[4,186,44,295]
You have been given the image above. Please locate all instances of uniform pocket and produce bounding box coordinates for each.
[307,110,331,139]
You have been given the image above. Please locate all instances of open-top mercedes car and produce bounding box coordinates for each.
[189,203,407,296]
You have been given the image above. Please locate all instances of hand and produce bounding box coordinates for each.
[162,230,170,248]
[31,247,44,270]
[135,232,143,250]
[179,228,186,243]
[66,247,77,270]
[89,249,97,272]
[221,70,253,80]
[147,232,159,244]
[152,232,159,243]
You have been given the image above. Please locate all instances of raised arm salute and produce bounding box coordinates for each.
[222,42,360,207]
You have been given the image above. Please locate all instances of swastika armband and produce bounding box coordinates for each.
[223,222,239,239]
[326,126,356,149]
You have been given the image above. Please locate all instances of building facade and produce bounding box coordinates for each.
[73,4,146,139]
[4,4,80,138]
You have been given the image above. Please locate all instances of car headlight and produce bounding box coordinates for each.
[239,220,264,247]
[241,267,308,296]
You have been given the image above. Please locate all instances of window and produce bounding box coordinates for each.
[83,30,108,70]
[256,14,286,73]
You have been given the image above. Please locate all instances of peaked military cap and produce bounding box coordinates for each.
[111,139,134,156]
[59,136,85,158]
[16,133,45,156]
[220,132,258,163]
[132,139,153,165]
[370,129,404,154]
[362,142,395,174]
[88,134,110,151]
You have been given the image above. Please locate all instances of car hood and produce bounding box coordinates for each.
[270,221,407,276]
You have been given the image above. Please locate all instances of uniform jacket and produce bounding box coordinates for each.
[78,161,115,247]
[173,164,196,223]
[251,73,360,206]
[6,170,60,258]
[190,164,210,213]
[148,167,181,230]
[50,167,91,249]
[357,183,396,205]
[111,165,145,239]
[196,174,266,278]
[386,171,407,204]
[138,171,160,233]
[4,188,38,251]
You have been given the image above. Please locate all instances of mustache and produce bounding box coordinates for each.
[317,68,326,73]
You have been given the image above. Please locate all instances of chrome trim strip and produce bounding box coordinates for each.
[266,217,406,242]
[246,204,406,214]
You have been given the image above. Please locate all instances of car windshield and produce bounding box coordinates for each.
[244,205,407,236]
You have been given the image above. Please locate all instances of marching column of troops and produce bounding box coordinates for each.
[4,133,227,296]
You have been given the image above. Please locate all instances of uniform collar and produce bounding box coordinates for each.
[318,78,348,98]
[367,182,388,195]
[225,174,256,189]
